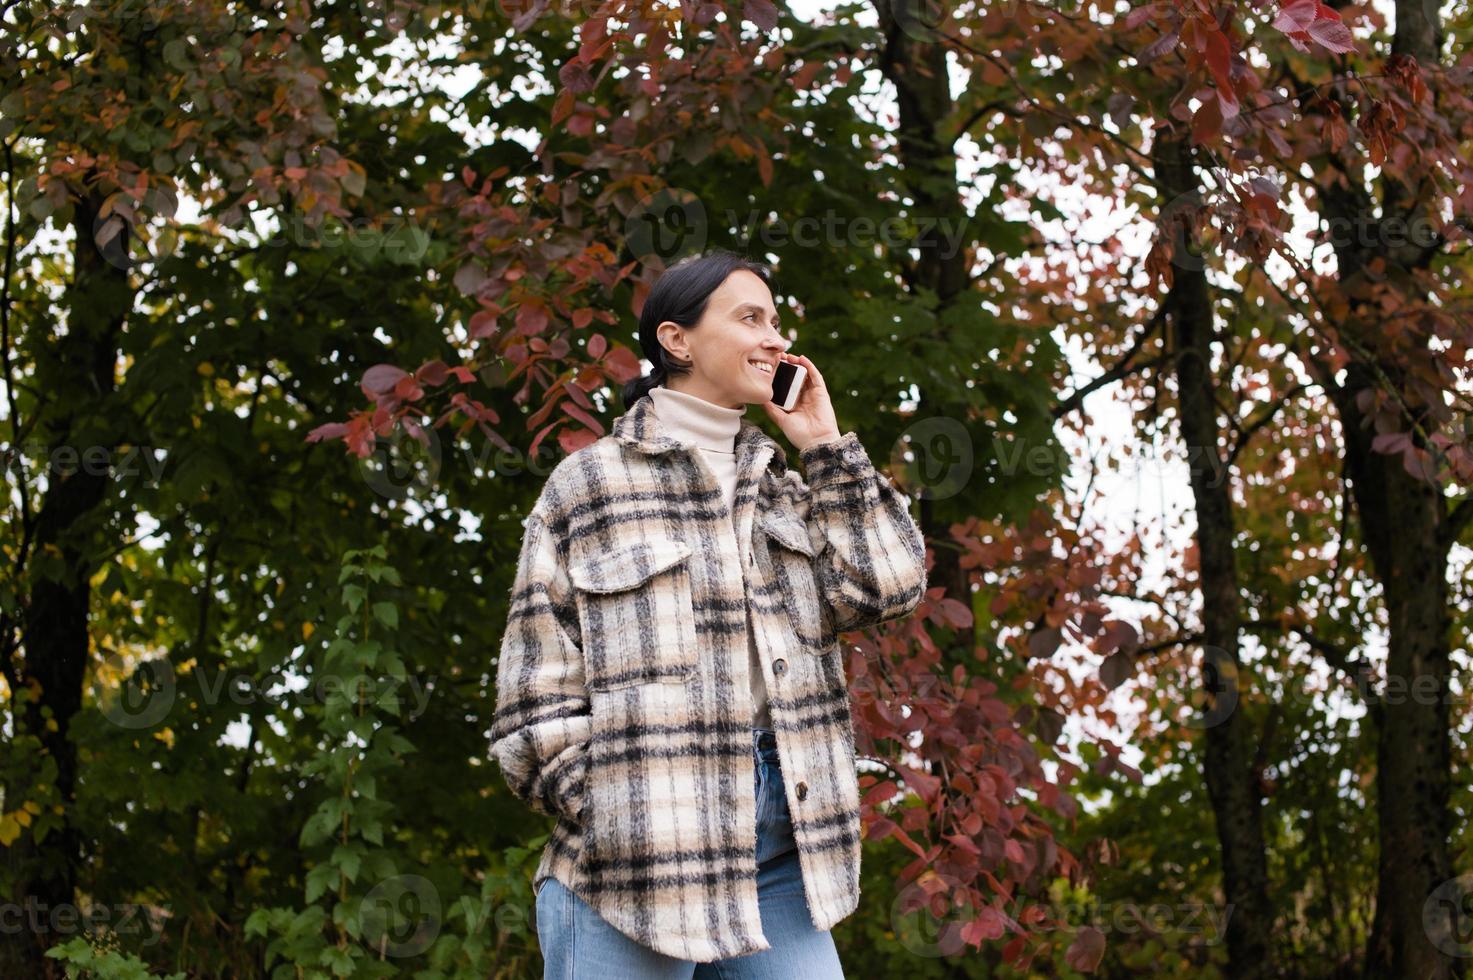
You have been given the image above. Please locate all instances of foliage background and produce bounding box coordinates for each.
[2,0,1471,977]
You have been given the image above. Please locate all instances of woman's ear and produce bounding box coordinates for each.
[656,320,689,363]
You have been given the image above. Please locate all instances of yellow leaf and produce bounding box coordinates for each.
[0,815,21,846]
[302,622,315,640]
[198,362,214,376]
[22,800,41,815]
[45,718,58,732]
[13,808,31,827]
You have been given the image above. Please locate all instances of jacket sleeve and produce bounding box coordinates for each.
[797,431,929,634]
[488,506,591,825]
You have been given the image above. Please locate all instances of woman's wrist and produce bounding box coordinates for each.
[795,430,844,454]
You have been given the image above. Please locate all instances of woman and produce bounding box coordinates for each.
[489,249,928,978]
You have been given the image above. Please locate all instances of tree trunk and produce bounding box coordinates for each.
[1154,134,1276,979]
[1322,354,1460,978]
[1,191,130,978]
[872,0,975,652]
[1308,0,1462,972]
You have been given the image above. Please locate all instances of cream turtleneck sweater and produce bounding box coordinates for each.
[647,386,773,731]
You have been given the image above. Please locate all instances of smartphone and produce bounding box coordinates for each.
[770,358,807,411]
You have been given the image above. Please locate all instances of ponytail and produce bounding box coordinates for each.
[621,362,668,408]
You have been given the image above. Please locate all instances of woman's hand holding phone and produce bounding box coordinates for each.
[759,352,843,453]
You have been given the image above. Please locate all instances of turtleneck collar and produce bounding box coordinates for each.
[647,385,745,454]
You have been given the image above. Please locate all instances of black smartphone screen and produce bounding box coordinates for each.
[771,359,801,406]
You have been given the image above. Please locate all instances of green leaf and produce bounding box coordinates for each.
[371,601,398,629]
[342,584,366,613]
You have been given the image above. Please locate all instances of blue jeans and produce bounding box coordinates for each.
[535,728,846,978]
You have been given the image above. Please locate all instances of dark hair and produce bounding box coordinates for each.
[621,249,778,410]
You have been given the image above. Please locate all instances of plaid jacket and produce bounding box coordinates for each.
[489,392,927,962]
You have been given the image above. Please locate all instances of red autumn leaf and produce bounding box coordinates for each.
[573,364,603,391]
[1121,2,1162,31]
[516,302,549,336]
[743,0,779,31]
[862,779,900,807]
[361,364,408,396]
[558,59,595,94]
[556,425,599,455]
[562,379,594,410]
[756,142,773,187]
[453,262,488,297]
[1002,935,1030,964]
[567,111,595,137]
[1205,29,1232,91]
[305,421,349,443]
[1271,0,1317,33]
[890,824,931,859]
[792,61,824,89]
[602,344,642,381]
[551,89,575,126]
[945,831,981,854]
[1138,29,1179,63]
[962,906,1009,943]
[1004,838,1027,864]
[896,763,943,804]
[1027,625,1062,659]
[391,375,424,402]
[527,418,551,456]
[559,399,605,436]
[1403,446,1438,480]
[1065,926,1107,971]
[1191,92,1223,144]
[939,597,973,628]
[1100,649,1134,690]
[415,360,448,386]
[469,310,499,339]
[1371,431,1412,455]
[1306,15,1354,53]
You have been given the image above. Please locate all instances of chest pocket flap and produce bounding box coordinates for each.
[755,509,834,652]
[756,509,815,557]
[568,537,699,690]
[569,538,693,593]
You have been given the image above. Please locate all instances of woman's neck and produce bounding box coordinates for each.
[648,385,745,453]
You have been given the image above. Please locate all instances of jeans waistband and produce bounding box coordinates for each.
[753,728,780,764]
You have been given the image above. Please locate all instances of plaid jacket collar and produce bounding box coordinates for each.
[612,391,790,478]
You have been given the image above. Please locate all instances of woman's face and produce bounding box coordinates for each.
[657,269,790,410]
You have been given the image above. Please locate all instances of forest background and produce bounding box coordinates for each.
[2,0,1472,976]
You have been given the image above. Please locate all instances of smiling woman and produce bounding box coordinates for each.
[624,250,792,411]
[489,248,928,977]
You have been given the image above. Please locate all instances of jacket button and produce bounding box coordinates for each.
[796,781,808,801]
[773,659,786,675]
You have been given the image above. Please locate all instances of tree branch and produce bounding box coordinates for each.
[1225,382,1308,470]
[1441,494,1473,553]
[1052,307,1166,419]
